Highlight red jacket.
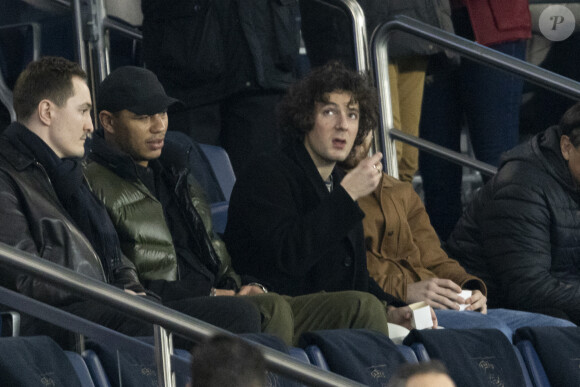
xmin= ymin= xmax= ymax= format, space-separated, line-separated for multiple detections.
xmin=454 ymin=0 xmax=531 ymax=46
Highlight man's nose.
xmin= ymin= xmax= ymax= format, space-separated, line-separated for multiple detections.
xmin=335 ymin=111 xmax=348 ymax=130
xmin=151 ymin=114 xmax=167 ymax=132
xmin=85 ymin=116 xmax=94 ymax=133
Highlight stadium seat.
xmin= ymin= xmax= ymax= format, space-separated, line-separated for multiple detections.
xmin=403 ymin=328 xmax=531 ymax=387
xmin=396 ymin=344 xmax=419 ymax=363
xmin=515 ymin=340 xmax=551 ymax=387
xmin=198 ymin=143 xmax=236 ymax=202
xmin=82 ymin=349 xmax=112 ymax=387
xmin=65 ymin=351 xmax=97 ymax=387
xmin=300 ymin=329 xmax=407 ymax=385
xmin=514 ymin=326 xmax=580 ymax=387
xmin=0 ymin=335 xmax=84 ymax=386
xmin=304 ymin=345 xmax=329 ymax=371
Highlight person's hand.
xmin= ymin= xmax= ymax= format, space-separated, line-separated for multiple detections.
xmin=387 ymin=305 xmax=438 ymax=330
xmin=386 ymin=306 xmax=413 ymax=330
xmin=237 ymin=285 xmax=266 ymax=296
xmin=214 ymin=288 xmax=236 ymax=296
xmin=464 ymin=290 xmax=487 ymax=314
xmin=340 ymin=152 xmax=383 ymax=201
xmin=406 ymin=279 xmax=463 ymax=310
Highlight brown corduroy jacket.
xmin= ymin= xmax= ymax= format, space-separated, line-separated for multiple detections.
xmin=359 ymin=173 xmax=486 ymax=302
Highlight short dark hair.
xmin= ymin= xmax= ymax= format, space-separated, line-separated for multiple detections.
xmin=13 ymin=56 xmax=87 ymax=121
xmin=387 ymin=360 xmax=452 ymax=387
xmin=190 ymin=335 xmax=266 ymax=387
xmin=277 ymin=61 xmax=378 ymax=146
xmin=559 ymin=102 xmax=580 ymax=147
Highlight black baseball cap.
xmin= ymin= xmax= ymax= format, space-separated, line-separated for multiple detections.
xmin=97 ymin=66 xmax=182 ymax=115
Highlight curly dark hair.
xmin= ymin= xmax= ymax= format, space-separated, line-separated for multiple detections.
xmin=277 ymin=61 xmax=378 ymax=146
xmin=560 ymin=102 xmax=580 ymax=147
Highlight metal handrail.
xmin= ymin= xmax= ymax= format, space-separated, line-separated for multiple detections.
xmin=371 ymin=15 xmax=580 ymax=176
xmin=0 ymin=242 xmax=364 ymax=387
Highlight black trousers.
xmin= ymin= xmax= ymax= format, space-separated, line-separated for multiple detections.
xmin=22 ymin=296 xmax=261 ymax=349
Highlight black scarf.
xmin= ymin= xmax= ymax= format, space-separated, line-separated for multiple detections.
xmin=8 ymin=124 xmax=122 ymax=280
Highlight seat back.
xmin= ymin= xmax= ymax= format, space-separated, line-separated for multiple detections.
xmin=515 ymin=326 xmax=580 ymax=387
xmin=198 ymin=143 xmax=236 ymax=202
xmin=300 ymin=329 xmax=407 ymax=386
xmin=0 ymin=335 xmax=83 ymax=386
xmin=304 ymin=345 xmax=330 ymax=370
xmin=515 ymin=341 xmax=549 ymax=387
xmin=396 ymin=344 xmax=418 ymax=363
xmin=65 ymin=351 xmax=97 ymax=387
xmin=82 ymin=349 xmax=112 ymax=387
xmin=404 ymin=328 xmax=530 ymax=387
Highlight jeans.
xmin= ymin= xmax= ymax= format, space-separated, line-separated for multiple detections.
xmin=436 ymin=308 xmax=576 ymax=342
xmin=419 ymin=39 xmax=527 ymax=241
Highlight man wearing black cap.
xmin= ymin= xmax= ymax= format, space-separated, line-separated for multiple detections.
xmin=86 ymin=66 xmax=397 ymax=345
xmin=0 ymin=57 xmax=261 ymax=346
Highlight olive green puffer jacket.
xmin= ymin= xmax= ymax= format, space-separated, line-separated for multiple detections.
xmin=84 ymin=133 xmax=241 ymax=291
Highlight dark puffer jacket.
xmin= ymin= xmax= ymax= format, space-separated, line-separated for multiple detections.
xmin=84 ymin=132 xmax=243 ymax=297
xmin=446 ymin=126 xmax=580 ymax=323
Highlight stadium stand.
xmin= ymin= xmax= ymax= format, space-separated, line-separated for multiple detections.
xmin=3 ymin=1 xmax=580 ymax=386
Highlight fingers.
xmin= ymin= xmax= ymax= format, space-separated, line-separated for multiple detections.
xmin=430 ymin=307 xmax=438 ymax=329
xmin=434 ymin=278 xmax=462 ymax=293
xmin=465 ymin=290 xmax=488 ymax=313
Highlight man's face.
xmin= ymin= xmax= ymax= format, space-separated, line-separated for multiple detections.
xmin=304 ymin=91 xmax=360 ymax=169
xmin=47 ymin=76 xmax=93 ymax=158
xmin=561 ymin=134 xmax=580 ymax=187
xmin=106 ymin=110 xmax=168 ymax=167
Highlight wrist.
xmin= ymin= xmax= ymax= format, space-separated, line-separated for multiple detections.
xmin=209 ymin=287 xmax=217 ymax=297
xmin=248 ymin=282 xmax=268 ymax=294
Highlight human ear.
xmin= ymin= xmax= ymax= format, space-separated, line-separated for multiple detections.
xmin=561 ymin=135 xmax=573 ymax=161
xmin=99 ymin=111 xmax=115 ymax=134
xmin=38 ymin=100 xmax=52 ymax=126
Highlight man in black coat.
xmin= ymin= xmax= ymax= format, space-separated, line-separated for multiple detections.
xmin=225 ymin=62 xmax=430 ymax=329
xmin=446 ymin=102 xmax=580 ymax=324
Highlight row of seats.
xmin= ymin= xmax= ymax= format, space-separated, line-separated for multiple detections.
xmin=1 ymin=326 xmax=578 ymax=386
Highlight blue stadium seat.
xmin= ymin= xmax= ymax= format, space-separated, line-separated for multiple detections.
xmin=403 ymin=329 xmax=531 ymax=387
xmin=514 ymin=326 xmax=580 ymax=387
xmin=288 ymin=347 xmax=311 ymax=364
xmin=515 ymin=341 xmax=550 ymax=387
xmin=210 ymin=201 xmax=230 ymax=235
xmin=304 ymin=345 xmax=330 ymax=370
xmin=65 ymin=351 xmax=97 ymax=387
xmin=198 ymin=143 xmax=236 ymax=202
xmin=0 ymin=336 xmax=84 ymax=386
xmin=396 ymin=344 xmax=418 ymax=363
xmin=82 ymin=349 xmax=112 ymax=387
xmin=408 ymin=342 xmax=430 ymax=361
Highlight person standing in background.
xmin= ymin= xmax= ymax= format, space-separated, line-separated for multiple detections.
xmin=419 ymin=0 xmax=531 ymax=241
xmin=140 ymin=0 xmax=300 ymax=175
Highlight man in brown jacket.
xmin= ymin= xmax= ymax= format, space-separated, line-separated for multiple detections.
xmin=340 ymin=132 xmax=575 ymax=340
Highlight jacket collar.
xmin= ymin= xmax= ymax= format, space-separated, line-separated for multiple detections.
xmin=286 ymin=140 xmax=345 ymax=200
xmin=0 ymin=122 xmax=39 ymax=171
xmin=88 ymin=130 xmax=145 ymax=181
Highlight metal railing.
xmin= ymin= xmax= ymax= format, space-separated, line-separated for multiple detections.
xmin=0 ymin=242 xmax=365 ymax=387
xmin=315 ymin=1 xmax=580 ymax=178
xmin=371 ymin=15 xmax=580 ymax=176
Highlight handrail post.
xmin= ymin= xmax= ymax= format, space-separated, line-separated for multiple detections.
xmin=154 ymin=325 xmax=175 ymax=387
xmin=371 ymin=36 xmax=398 ymax=177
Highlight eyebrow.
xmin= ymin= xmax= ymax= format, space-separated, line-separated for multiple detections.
xmin=79 ymin=102 xmax=92 ymax=109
